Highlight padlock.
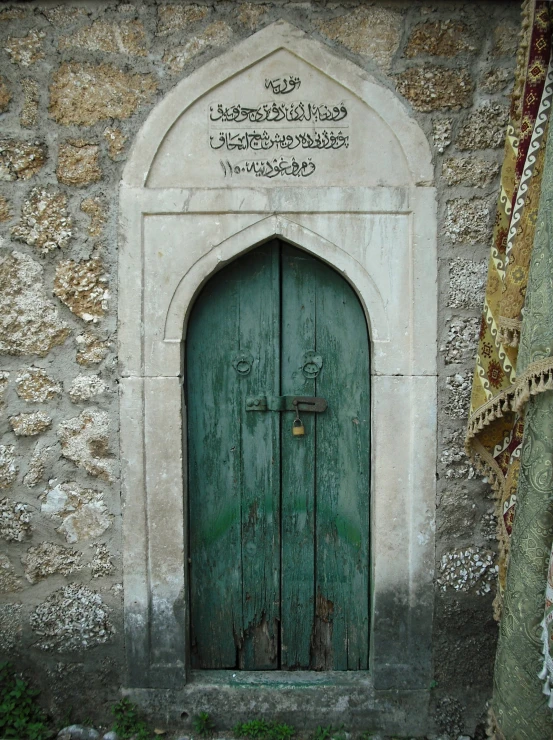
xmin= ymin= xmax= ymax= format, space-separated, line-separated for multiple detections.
xmin=292 ymin=418 xmax=305 ymax=437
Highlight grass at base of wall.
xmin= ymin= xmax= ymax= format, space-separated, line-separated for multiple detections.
xmin=0 ymin=662 xmax=53 ymax=740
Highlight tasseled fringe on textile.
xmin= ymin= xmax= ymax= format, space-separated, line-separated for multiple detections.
xmin=538 ymin=617 xmax=553 ymax=707
xmin=467 ymin=359 xmax=553 ymax=619
xmin=467 ymin=358 xmax=553 ymax=441
xmin=466 ymin=362 xmax=553 ymax=622
xmin=467 ymin=390 xmax=516 ymax=440
xmin=487 ymin=707 xmax=506 ymax=740
xmin=513 ymin=358 xmax=553 ymax=412
xmin=470 ymin=449 xmax=502 ymax=495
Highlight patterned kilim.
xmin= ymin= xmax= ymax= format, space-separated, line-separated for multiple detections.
xmin=490 ymin=108 xmax=553 ymax=737
xmin=466 ymin=0 xmax=553 ymax=617
xmin=491 ymin=394 xmax=553 ymax=738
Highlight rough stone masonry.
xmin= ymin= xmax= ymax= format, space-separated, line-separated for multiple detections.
xmin=0 ymin=1 xmax=519 ymax=736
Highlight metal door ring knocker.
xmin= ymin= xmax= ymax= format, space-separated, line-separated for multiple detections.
xmin=302 ymin=350 xmax=323 ymax=379
xmin=232 ymin=352 xmax=253 ymax=376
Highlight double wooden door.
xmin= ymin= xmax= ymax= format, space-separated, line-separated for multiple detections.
xmin=186 ymin=240 xmax=370 ymax=670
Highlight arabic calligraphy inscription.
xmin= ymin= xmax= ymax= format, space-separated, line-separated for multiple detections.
xmin=209 ymin=75 xmax=350 ymax=179
xmin=264 ymin=74 xmax=301 ymax=94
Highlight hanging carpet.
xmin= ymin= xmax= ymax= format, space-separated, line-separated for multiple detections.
xmin=490 ymin=114 xmax=553 ymax=737
xmin=466 ymin=0 xmax=553 ymax=619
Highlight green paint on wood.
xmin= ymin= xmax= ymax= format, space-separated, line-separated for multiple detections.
xmin=187 ymin=255 xmax=242 ymax=669
xmin=310 ymin=246 xmax=370 ymax=670
xmin=186 ymin=241 xmax=370 ymax=670
xmin=281 ymin=244 xmax=317 ymax=670
xmin=239 ymin=243 xmax=280 ymax=670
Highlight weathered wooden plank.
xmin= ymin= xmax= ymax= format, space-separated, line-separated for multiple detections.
xmin=280 ymin=244 xmax=317 ymax=669
xmin=239 ymin=242 xmax=281 ymax=670
xmin=312 ymin=253 xmax=370 ymax=670
xmin=188 ymin=239 xmax=370 ymax=671
xmin=188 ymin=243 xmax=282 ymax=669
xmin=187 ymin=259 xmax=243 ymax=668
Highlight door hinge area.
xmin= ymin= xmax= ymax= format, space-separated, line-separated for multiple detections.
xmin=245 ymin=395 xmax=327 ymax=413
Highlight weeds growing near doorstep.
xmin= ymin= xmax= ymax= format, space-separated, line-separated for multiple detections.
xmin=312 ymin=727 xmax=334 ymax=740
xmin=0 ymin=661 xmax=52 ymax=740
xmin=111 ymin=697 xmax=152 ymax=740
xmin=0 ymin=671 xmax=386 ymax=740
xmin=312 ymin=725 xmax=351 ymax=740
xmin=232 ymin=719 xmax=380 ymax=740
xmin=233 ymin=719 xmax=295 ymax=740
xmin=193 ymin=711 xmax=216 ymax=736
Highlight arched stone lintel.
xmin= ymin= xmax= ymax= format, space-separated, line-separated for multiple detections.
xmin=118 ymin=18 xmax=437 ymax=719
xmin=165 ymin=215 xmax=389 ymax=348
xmin=122 ymin=21 xmax=433 ymax=190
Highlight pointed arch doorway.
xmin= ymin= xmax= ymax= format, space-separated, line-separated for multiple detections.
xmin=118 ymin=19 xmax=437 ymax=732
xmin=187 ymin=240 xmax=370 ymax=671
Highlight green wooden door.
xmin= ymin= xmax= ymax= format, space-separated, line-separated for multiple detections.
xmin=187 ymin=240 xmax=370 ymax=671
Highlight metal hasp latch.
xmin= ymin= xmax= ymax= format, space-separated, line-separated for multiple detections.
xmin=245 ymin=395 xmax=328 ymax=413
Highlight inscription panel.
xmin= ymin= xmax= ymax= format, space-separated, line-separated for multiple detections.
xmin=147 ymin=49 xmax=409 ymax=188
xmin=210 ymin=75 xmax=349 ymax=180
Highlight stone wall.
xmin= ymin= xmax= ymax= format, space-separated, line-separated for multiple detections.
xmin=0 ymin=0 xmax=519 ymax=735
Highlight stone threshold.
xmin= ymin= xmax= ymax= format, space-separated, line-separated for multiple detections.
xmin=125 ymin=673 xmax=431 ymax=736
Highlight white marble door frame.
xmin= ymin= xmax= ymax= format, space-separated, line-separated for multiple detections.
xmin=118 ymin=21 xmax=437 ymax=693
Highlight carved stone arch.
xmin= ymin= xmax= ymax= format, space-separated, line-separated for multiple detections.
xmin=119 ymin=20 xmax=437 ymax=735
xmin=122 ymin=21 xmax=433 ymax=189
xmin=164 ymin=215 xmax=389 ymax=346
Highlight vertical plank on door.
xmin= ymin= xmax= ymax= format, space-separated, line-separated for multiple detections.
xmin=312 ymin=254 xmax=370 ymax=670
xmin=187 ymin=243 xmax=281 ymax=669
xmin=187 ymin=260 xmax=243 ymax=668
xmin=240 ymin=242 xmax=281 ymax=669
xmin=280 ymin=244 xmax=316 ymax=669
